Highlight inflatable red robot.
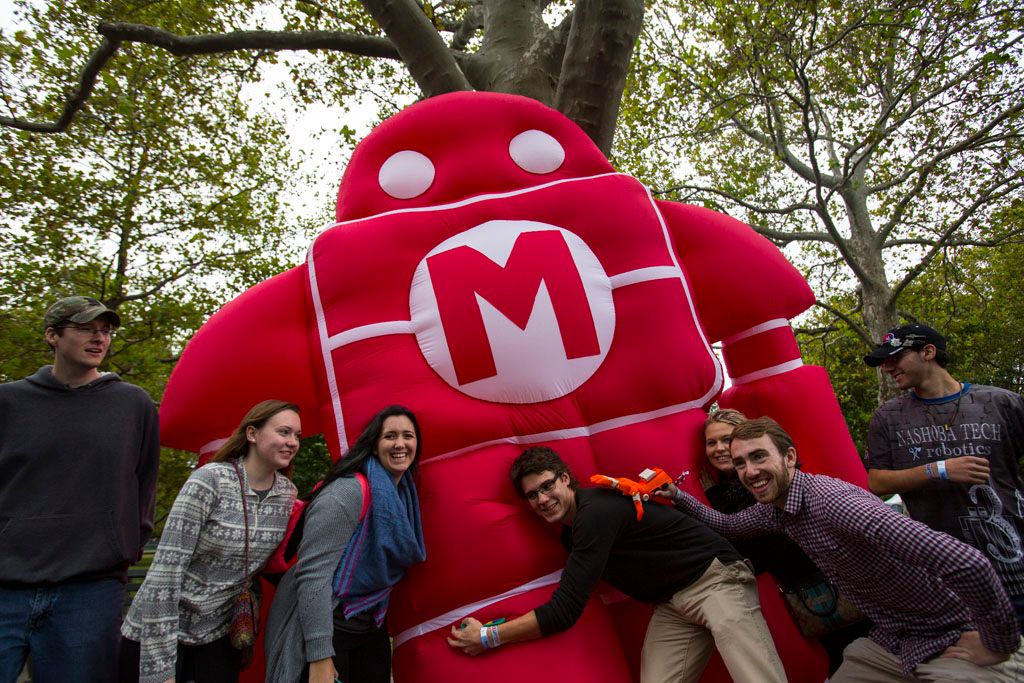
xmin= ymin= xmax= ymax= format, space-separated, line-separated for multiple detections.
xmin=161 ymin=91 xmax=865 ymax=682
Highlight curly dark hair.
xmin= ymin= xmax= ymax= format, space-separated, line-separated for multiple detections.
xmin=510 ymin=446 xmax=578 ymax=497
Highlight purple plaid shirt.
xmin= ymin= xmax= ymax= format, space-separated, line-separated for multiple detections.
xmin=675 ymin=470 xmax=1019 ymax=672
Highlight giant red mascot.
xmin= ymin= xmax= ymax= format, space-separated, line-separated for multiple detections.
xmin=160 ymin=92 xmax=866 ymax=682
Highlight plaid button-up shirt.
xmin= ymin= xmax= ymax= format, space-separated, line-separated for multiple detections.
xmin=675 ymin=470 xmax=1019 ymax=672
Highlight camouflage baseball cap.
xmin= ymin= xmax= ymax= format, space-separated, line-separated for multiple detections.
xmin=43 ymin=296 xmax=121 ymax=330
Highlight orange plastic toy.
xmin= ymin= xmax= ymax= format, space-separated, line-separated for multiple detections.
xmin=589 ymin=467 xmax=676 ymax=520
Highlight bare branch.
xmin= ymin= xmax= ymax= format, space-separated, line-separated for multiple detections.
xmin=0 ymin=22 xmax=404 ymax=133
xmin=871 ymin=101 xmax=1024 ymax=206
xmin=96 ymin=22 xmax=400 ymax=58
xmin=655 ymin=183 xmax=820 ymax=218
xmin=887 ymin=176 xmax=1024 ymax=304
xmin=0 ymin=36 xmax=121 ymax=133
xmin=795 ymin=323 xmax=841 ymax=336
xmin=813 ymin=299 xmax=872 ymax=347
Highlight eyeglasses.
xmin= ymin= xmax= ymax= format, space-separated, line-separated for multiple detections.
xmin=524 ymin=476 xmax=560 ymax=501
xmin=59 ymin=324 xmax=115 ymax=338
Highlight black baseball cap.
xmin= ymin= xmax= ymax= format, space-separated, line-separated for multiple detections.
xmin=863 ymin=324 xmax=945 ymax=367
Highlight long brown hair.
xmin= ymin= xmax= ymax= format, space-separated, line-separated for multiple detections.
xmin=210 ymin=399 xmax=300 ymax=478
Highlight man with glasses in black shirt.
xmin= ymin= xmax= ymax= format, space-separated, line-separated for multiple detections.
xmin=447 ymin=446 xmax=786 ymax=683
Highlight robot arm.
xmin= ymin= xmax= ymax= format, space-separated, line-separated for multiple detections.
xmin=660 ymin=201 xmax=864 ymax=486
xmin=160 ymin=265 xmax=326 ymax=461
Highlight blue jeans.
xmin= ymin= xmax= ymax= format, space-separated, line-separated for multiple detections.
xmin=0 ymin=579 xmax=124 ymax=683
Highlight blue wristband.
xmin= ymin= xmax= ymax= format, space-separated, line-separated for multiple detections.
xmin=480 ymin=626 xmax=490 ymax=649
xmin=937 ymin=460 xmax=949 ymax=480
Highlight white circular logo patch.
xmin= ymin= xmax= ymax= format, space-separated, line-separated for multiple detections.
xmin=410 ymin=220 xmax=614 ymax=404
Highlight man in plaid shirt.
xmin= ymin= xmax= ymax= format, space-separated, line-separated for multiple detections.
xmin=667 ymin=416 xmax=1024 ymax=682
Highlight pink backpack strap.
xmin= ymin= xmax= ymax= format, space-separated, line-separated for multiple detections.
xmin=355 ymin=472 xmax=371 ymax=521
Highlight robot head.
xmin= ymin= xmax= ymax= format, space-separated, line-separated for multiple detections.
xmin=335 ymin=92 xmax=616 ymax=221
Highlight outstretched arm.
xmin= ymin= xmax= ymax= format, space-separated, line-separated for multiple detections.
xmin=447 ymin=612 xmax=543 ymax=656
xmin=669 ymin=488 xmax=777 ymax=539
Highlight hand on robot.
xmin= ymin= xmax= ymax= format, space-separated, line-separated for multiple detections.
xmin=447 ymin=617 xmax=486 ymax=656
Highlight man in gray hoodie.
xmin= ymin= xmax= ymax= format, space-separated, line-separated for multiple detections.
xmin=0 ymin=296 xmax=160 ymax=683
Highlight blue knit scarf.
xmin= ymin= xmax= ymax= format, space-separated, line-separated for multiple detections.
xmin=333 ymin=456 xmax=426 ymax=625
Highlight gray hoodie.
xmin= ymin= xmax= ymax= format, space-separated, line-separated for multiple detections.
xmin=0 ymin=366 xmax=160 ymax=585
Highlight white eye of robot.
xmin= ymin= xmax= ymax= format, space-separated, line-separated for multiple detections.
xmin=378 ymin=150 xmax=435 ymax=199
xmin=509 ymin=130 xmax=565 ymax=174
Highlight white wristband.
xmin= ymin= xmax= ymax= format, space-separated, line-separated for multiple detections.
xmin=937 ymin=460 xmax=949 ymax=480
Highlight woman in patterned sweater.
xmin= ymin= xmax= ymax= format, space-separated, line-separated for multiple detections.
xmin=120 ymin=400 xmax=300 ymax=683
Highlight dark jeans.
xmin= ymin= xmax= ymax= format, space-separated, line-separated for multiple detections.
xmin=0 ymin=578 xmax=124 ymax=683
xmin=302 ymin=624 xmax=391 ymax=683
xmin=119 ymin=634 xmax=242 ymax=683
xmin=1012 ymin=593 xmax=1024 ymax=636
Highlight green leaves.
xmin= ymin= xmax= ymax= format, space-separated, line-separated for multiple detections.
xmin=632 ymin=0 xmax=1024 ymax=403
xmin=0 ymin=0 xmax=311 ymax=430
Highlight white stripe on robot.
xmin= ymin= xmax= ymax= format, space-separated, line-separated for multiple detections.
xmin=730 ymin=358 xmax=804 ymax=385
xmin=307 ymin=241 xmax=350 ymax=453
xmin=392 ymin=570 xmax=563 ymax=649
xmin=722 ymin=318 xmax=790 ymax=346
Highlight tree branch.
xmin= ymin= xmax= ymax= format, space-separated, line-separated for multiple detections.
xmin=655 ymin=183 xmax=820 ymax=217
xmin=813 ymin=299 xmax=872 ymax=347
xmin=0 ymin=36 xmax=122 ymax=133
xmin=555 ymin=0 xmax=644 ymax=155
xmin=359 ymin=0 xmax=472 ymax=95
xmin=98 ymin=22 xmax=400 ymax=58
xmin=887 ymin=176 xmax=1024 ymax=304
xmin=0 ymin=22 xmax=405 ymax=133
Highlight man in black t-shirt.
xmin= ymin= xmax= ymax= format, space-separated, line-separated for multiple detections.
xmin=864 ymin=323 xmax=1024 ymax=634
xmin=447 ymin=446 xmax=786 ymax=683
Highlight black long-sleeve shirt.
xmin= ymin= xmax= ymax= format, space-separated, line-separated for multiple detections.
xmin=534 ymin=487 xmax=740 ymax=635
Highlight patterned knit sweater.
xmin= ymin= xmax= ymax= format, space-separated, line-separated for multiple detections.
xmin=122 ymin=460 xmax=296 ymax=683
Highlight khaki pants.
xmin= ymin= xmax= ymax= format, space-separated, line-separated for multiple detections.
xmin=640 ymin=558 xmax=787 ymax=683
xmin=832 ymin=636 xmax=1024 ymax=682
